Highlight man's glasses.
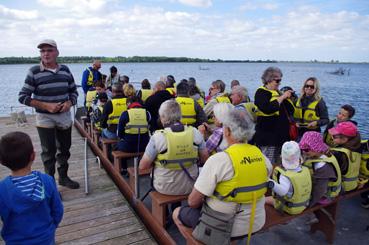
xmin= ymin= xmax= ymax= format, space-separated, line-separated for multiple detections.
xmin=274 ymin=79 xmax=281 ymax=83
xmin=305 ymin=84 xmax=315 ymax=89
xmin=40 ymin=49 xmax=55 ymax=53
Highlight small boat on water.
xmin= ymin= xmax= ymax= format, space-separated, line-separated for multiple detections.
xmin=327 ymin=67 xmax=351 ymax=76
xmin=199 ymin=65 xmax=210 ymax=70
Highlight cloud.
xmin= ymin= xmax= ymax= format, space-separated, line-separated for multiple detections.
xmin=240 ymin=1 xmax=278 ymax=11
xmin=0 ymin=4 xmax=38 ymax=20
xmin=177 ymin=0 xmax=212 ymax=8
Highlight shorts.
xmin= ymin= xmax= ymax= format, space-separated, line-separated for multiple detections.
xmin=178 ymin=205 xmax=248 ymax=241
xmin=36 ymin=111 xmax=72 ymax=129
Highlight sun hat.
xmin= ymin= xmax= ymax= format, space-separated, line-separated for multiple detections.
xmin=299 ymin=131 xmax=329 ymax=153
xmin=281 ymin=141 xmax=301 ymax=170
xmin=37 ymin=39 xmax=57 ymax=49
xmin=328 ymin=121 xmax=357 ymax=137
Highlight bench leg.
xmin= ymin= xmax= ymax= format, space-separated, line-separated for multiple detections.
xmin=113 ymin=157 xmax=121 ymax=173
xmin=102 ymin=144 xmax=109 ymax=159
xmin=152 ymin=200 xmax=166 ymax=227
xmin=129 ymin=175 xmax=135 ymax=192
xmin=310 ymin=203 xmax=338 ymax=244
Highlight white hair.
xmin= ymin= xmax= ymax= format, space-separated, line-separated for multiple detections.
xmin=213 ymin=103 xmax=234 ymax=124
xmin=159 ymin=99 xmax=181 ymax=125
xmin=222 ymin=109 xmax=255 ymax=142
xmin=232 ymin=85 xmax=249 ymax=101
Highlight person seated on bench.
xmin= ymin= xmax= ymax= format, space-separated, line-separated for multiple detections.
xmin=198 ymin=103 xmax=234 ymax=155
xmin=323 ymin=104 xmax=357 ymax=147
xmin=139 ymin=99 xmax=208 ymax=196
xmin=299 ymin=132 xmax=341 ymax=206
xmin=101 ymin=83 xmax=127 ymax=140
xmin=266 ymin=141 xmax=312 ymax=215
xmin=117 ymin=95 xmax=151 ymax=176
xmin=173 ymin=109 xmax=272 ymax=244
xmin=329 ymin=121 xmax=361 ymax=192
xmin=90 ymin=92 xmax=108 ymax=132
xmin=360 ymin=140 xmax=369 ymax=208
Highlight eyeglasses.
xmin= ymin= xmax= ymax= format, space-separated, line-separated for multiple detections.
xmin=40 ymin=49 xmax=55 ymax=53
xmin=274 ymin=79 xmax=281 ymax=83
xmin=305 ymin=84 xmax=315 ymax=89
xmin=332 ymin=135 xmax=345 ymax=139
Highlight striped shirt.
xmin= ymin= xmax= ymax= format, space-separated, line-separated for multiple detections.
xmin=18 ymin=62 xmax=78 ymax=114
xmin=11 ymin=171 xmax=45 ymax=201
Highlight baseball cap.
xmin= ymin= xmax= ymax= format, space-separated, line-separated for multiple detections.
xmin=328 ymin=121 xmax=357 ymax=137
xmin=281 ymin=141 xmax=301 ymax=170
xmin=37 ymin=39 xmax=57 ymax=49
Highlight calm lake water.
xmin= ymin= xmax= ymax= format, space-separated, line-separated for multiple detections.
xmin=1 ymin=62 xmax=368 ymax=138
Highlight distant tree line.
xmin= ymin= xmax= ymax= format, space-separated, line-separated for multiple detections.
xmin=0 ymin=56 xmax=278 ymax=65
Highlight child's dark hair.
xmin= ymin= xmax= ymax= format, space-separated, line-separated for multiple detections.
xmin=341 ymin=104 xmax=355 ymax=118
xmin=141 ymin=79 xmax=151 ymax=89
xmin=0 ymin=131 xmax=34 ymax=171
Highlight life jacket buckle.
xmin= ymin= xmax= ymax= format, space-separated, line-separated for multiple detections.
xmin=160 ymin=160 xmax=167 ymax=165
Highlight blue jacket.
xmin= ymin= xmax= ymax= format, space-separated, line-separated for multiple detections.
xmin=81 ymin=66 xmax=102 ymax=94
xmin=0 ymin=171 xmax=63 ymax=245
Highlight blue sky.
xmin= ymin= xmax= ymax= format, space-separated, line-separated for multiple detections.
xmin=0 ymin=0 xmax=368 ymax=62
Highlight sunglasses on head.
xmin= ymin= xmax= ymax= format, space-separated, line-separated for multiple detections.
xmin=305 ymin=84 xmax=315 ymax=89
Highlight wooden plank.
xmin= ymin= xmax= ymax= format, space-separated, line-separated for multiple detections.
xmin=96 ymin=231 xmax=151 ymax=245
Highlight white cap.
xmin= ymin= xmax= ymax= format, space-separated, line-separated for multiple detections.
xmin=37 ymin=39 xmax=57 ymax=49
xmin=281 ymin=141 xmax=301 ymax=170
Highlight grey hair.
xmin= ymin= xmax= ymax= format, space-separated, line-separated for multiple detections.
xmin=261 ymin=66 xmax=283 ymax=85
xmin=159 ymin=99 xmax=181 ymax=125
xmin=154 ymin=81 xmax=166 ymax=91
xmin=213 ymin=103 xmax=234 ymax=124
xmin=212 ymin=80 xmax=226 ymax=92
xmin=112 ymin=83 xmax=123 ymax=94
xmin=232 ymin=85 xmax=249 ymax=101
xmin=222 ymin=109 xmax=255 ymax=142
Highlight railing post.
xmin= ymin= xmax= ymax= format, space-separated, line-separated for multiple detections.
xmin=134 ymin=157 xmax=139 ymax=199
xmin=84 ymin=137 xmax=89 ymax=194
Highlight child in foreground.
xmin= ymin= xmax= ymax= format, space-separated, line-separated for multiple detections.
xmin=299 ymin=131 xmax=342 ymax=206
xmin=0 ymin=131 xmax=63 ymax=245
xmin=266 ymin=141 xmax=312 ymax=215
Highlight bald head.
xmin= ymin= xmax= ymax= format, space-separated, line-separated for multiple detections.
xmin=92 ymin=60 xmax=101 ymax=70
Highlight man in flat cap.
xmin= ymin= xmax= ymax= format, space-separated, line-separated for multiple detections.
xmin=18 ymin=39 xmax=80 ymax=189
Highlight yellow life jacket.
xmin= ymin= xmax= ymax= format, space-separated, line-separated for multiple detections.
xmin=166 ymin=87 xmax=176 ymax=96
xmin=293 ymin=98 xmax=320 ymax=128
xmin=360 ymin=140 xmax=369 ymax=178
xmin=255 ymin=86 xmax=280 ymax=117
xmin=215 ymin=95 xmax=231 ymax=103
xmin=324 ymin=126 xmax=336 ymax=147
xmin=176 ymin=97 xmax=196 ymax=125
xmin=330 ymin=147 xmax=361 ymax=191
xmin=154 ymin=126 xmax=198 ymax=170
xmin=140 ymin=89 xmax=153 ymax=102
xmin=196 ymin=97 xmax=205 ymax=108
xmin=85 ymin=90 xmax=97 ymax=110
xmin=213 ymin=144 xmax=268 ymax=203
xmin=107 ymin=98 xmax=127 ymax=125
xmin=86 ymin=67 xmax=94 ymax=87
xmin=240 ymin=102 xmax=258 ymax=122
xmin=124 ymin=108 xmax=148 ymax=134
xmin=273 ymin=166 xmax=312 ymax=215
xmin=303 ymin=155 xmax=341 ymax=198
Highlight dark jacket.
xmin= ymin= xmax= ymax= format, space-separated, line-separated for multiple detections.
xmin=145 ymin=90 xmax=174 ymax=132
xmin=254 ymin=88 xmax=294 ymax=147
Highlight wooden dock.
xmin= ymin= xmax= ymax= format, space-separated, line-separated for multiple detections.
xmin=0 ymin=116 xmax=157 ymax=245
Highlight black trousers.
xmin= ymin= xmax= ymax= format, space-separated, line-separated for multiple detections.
xmin=37 ymin=126 xmax=72 ymax=178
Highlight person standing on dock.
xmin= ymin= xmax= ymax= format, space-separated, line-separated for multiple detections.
xmin=18 ymin=39 xmax=80 ymax=189
xmin=81 ymin=60 xmax=102 ymax=94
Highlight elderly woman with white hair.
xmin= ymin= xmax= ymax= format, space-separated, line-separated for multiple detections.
xmin=198 ymin=103 xmax=234 ymax=154
xmin=139 ymin=99 xmax=208 ymax=196
xmin=173 ymin=109 xmax=272 ymax=244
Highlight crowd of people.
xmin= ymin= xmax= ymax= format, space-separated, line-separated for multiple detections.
xmin=0 ymin=39 xmax=367 ymax=244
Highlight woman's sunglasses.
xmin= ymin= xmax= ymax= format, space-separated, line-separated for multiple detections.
xmin=305 ymin=85 xmax=315 ymax=89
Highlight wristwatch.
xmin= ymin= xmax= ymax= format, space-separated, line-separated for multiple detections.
xmin=267 ymin=180 xmax=275 ymax=189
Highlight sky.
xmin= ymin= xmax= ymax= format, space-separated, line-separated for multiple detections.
xmin=0 ymin=0 xmax=369 ymax=62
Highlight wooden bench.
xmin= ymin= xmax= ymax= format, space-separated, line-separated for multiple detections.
xmin=92 ymin=129 xmax=101 ymax=146
xmin=101 ymin=138 xmax=118 ymax=159
xmin=176 ymin=186 xmax=369 ymax=245
xmin=150 ymin=191 xmax=188 ymax=227
xmin=111 ymin=150 xmax=144 ymax=173
xmin=127 ymin=167 xmax=152 ymax=193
